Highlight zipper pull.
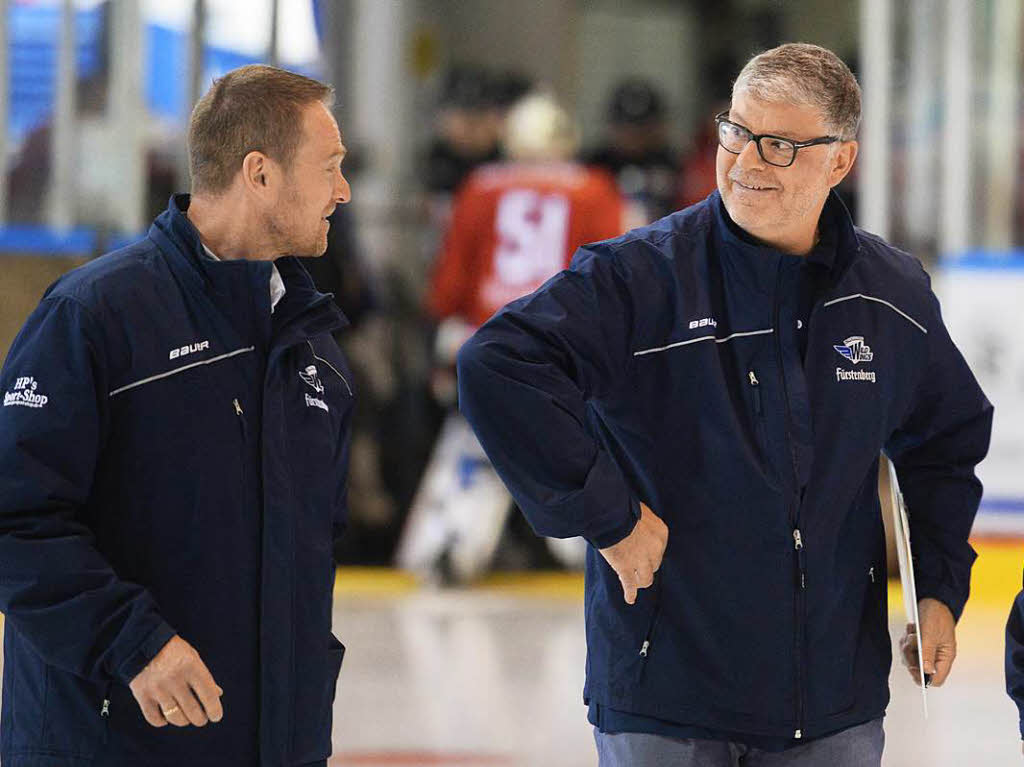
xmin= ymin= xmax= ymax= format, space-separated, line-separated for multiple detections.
xmin=233 ymin=398 xmax=243 ymax=416
xmin=748 ymin=371 xmax=759 ymax=386
xmin=869 ymin=566 xmax=875 ymax=583
xmin=794 ymin=729 xmax=802 ymax=739
xmin=100 ymin=698 xmax=110 ymax=717
xmin=793 ymin=529 xmax=803 ymax=550
xmin=639 ymin=640 xmax=650 ymax=658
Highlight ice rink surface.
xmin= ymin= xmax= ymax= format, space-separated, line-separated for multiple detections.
xmin=328 ymin=540 xmax=1024 ymax=767
xmin=0 ymin=540 xmax=1020 ymax=766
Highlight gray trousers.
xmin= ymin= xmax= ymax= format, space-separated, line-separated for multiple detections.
xmin=594 ymin=718 xmax=884 ymax=767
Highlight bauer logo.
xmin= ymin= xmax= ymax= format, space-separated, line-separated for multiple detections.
xmin=833 ymin=336 xmax=873 ymax=365
xmin=169 ymin=340 xmax=210 ymax=360
xmin=3 ymin=376 xmax=48 ymax=408
xmin=688 ymin=317 xmax=718 ymax=330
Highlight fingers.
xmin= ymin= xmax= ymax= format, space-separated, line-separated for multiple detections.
xmin=166 ymin=681 xmax=209 ymax=727
xmin=157 ymin=697 xmax=190 ymax=728
xmin=902 ymin=624 xmax=956 ymax=688
xmin=619 ymin=562 xmax=657 ymax=604
xmin=129 ymin=635 xmax=225 ymax=728
xmin=137 ymin=695 xmax=169 ymax=728
xmin=925 ymin=639 xmax=956 ymax=687
xmin=635 ymin=564 xmax=655 ymax=590
xmin=900 ymin=625 xmax=924 ymax=686
xmin=190 ymin=662 xmax=225 ymax=723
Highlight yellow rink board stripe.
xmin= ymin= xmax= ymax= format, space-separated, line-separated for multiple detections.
xmin=334 ymin=538 xmax=1024 ymax=608
xmin=0 ymin=541 xmax=1018 ymax=618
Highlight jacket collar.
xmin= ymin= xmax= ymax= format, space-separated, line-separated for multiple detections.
xmin=710 ymin=188 xmax=859 ymax=273
xmin=148 ymin=195 xmax=348 ymax=336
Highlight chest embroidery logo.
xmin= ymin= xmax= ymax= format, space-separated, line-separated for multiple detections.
xmin=834 ymin=336 xmax=877 ymax=383
xmin=833 ymin=336 xmax=873 ymax=364
xmin=300 ymin=365 xmax=329 ymax=412
xmin=3 ymin=376 xmax=48 ymax=408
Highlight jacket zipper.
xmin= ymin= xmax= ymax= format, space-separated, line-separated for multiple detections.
xmin=100 ymin=681 xmax=112 ymax=742
xmin=748 ymin=370 xmax=762 ymax=413
xmin=748 ymin=370 xmax=769 ymax=459
xmin=636 ymin=574 xmax=663 ymax=684
xmin=233 ymin=397 xmax=247 ymax=432
xmin=773 ymin=264 xmax=806 ymax=740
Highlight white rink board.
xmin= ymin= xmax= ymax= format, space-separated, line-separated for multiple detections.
xmin=936 ymin=260 xmax=1024 ymax=534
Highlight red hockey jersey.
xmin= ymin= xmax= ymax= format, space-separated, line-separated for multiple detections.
xmin=428 ymin=162 xmax=624 ymax=326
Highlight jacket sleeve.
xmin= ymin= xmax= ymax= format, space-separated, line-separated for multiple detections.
xmin=884 ymin=287 xmax=994 ymax=621
xmin=1006 ymin=579 xmax=1024 ymax=738
xmin=456 ymin=245 xmax=640 ymax=548
xmin=0 ymin=295 xmax=176 ymax=684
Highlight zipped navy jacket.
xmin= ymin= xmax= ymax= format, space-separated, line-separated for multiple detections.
xmin=458 ymin=191 xmax=992 ymax=740
xmin=1005 ymin=579 xmax=1024 ymax=737
xmin=0 ymin=196 xmax=354 ymax=767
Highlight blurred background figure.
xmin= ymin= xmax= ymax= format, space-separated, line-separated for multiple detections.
xmin=422 ymin=65 xmax=502 ymax=220
xmin=397 ymin=92 xmax=624 ymax=582
xmin=581 ymin=78 xmax=680 ymax=227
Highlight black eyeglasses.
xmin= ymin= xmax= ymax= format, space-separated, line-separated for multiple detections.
xmin=714 ymin=111 xmax=840 ymax=168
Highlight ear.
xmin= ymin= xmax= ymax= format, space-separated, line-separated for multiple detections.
xmin=828 ymin=140 xmax=858 ymax=188
xmin=241 ymin=150 xmax=273 ymax=197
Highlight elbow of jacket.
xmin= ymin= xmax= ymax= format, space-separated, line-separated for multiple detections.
xmin=456 ymin=333 xmax=493 ymax=394
xmin=455 ymin=334 xmax=485 ymax=416
xmin=455 ymin=333 xmax=481 ymax=378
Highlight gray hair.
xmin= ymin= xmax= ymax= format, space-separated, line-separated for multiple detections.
xmin=733 ymin=43 xmax=861 ymax=141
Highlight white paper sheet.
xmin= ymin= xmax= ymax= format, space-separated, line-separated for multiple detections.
xmin=887 ymin=457 xmax=929 ymax=718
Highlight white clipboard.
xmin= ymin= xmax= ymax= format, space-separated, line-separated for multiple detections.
xmin=886 ymin=457 xmax=928 ymax=718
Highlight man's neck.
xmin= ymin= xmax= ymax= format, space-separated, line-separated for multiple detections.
xmin=769 ymin=227 xmax=820 ymax=257
xmin=186 ymin=193 xmax=278 ymax=262
xmin=727 ymin=199 xmax=828 ymax=256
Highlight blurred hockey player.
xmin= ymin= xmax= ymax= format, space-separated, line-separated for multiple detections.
xmin=398 ymin=93 xmax=624 ymax=582
xmin=581 ymin=79 xmax=681 ymax=227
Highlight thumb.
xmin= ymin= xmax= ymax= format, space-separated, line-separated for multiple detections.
xmin=619 ymin=572 xmax=638 ymax=605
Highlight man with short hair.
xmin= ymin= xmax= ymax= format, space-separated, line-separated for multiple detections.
xmin=458 ymin=43 xmax=992 ymax=766
xmin=0 ymin=64 xmax=353 ymax=766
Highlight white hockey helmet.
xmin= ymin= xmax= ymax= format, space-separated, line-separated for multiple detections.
xmin=502 ymin=92 xmax=580 ymax=162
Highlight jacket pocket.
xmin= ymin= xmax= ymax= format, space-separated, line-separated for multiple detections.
xmin=606 ymin=574 xmax=663 ymax=693
xmin=747 ymin=369 xmax=769 ymax=460
xmin=289 ymin=635 xmax=345 ymax=764
xmin=36 ymin=662 xmax=108 ymax=760
xmin=635 ymin=577 xmax=664 ymax=688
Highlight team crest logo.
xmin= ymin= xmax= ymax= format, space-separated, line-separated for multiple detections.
xmin=299 ymin=365 xmax=324 ymax=394
xmin=300 ymin=365 xmax=329 ymax=412
xmin=834 ymin=336 xmax=873 ymax=365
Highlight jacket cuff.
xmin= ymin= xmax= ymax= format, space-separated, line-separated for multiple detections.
xmin=115 ymin=621 xmax=178 ymax=685
xmin=584 ymin=497 xmax=641 ymax=549
xmin=914 ymin=581 xmax=966 ymax=623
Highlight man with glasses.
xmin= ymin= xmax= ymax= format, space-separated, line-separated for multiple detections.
xmin=457 ymin=43 xmax=992 ymax=766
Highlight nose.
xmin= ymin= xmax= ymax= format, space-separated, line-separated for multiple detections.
xmin=335 ymin=170 xmax=351 ymax=205
xmin=735 ymin=139 xmax=766 ymax=170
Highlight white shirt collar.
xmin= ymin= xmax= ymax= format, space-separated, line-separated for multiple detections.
xmin=201 ymin=244 xmax=286 ymax=313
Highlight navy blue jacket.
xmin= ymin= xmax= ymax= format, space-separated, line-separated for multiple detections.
xmin=458 ymin=191 xmax=992 ymax=740
xmin=1006 ymin=580 xmax=1024 ymax=738
xmin=0 ymin=196 xmax=354 ymax=766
